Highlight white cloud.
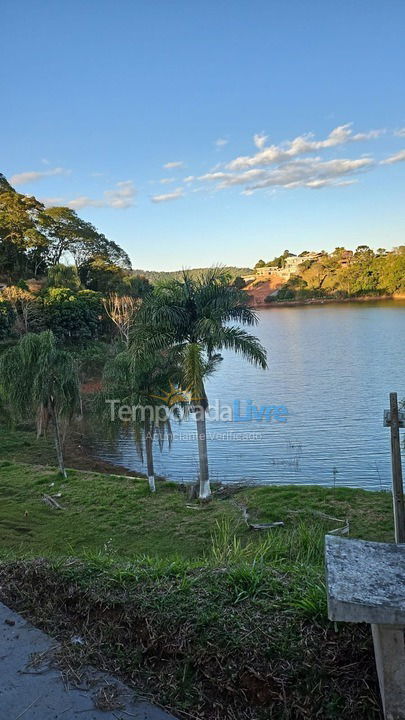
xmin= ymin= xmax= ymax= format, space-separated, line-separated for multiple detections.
xmin=253 ymin=133 xmax=268 ymax=149
xmin=10 ymin=167 xmax=70 ymax=186
xmin=381 ymin=149 xmax=405 ymax=165
xmin=198 ymin=169 xmax=268 ymax=188
xmin=43 ymin=180 xmax=137 ymax=210
xmin=151 ymin=188 xmax=184 ymax=203
xmin=41 ymin=196 xmax=65 ymax=206
xmin=103 ymin=180 xmax=136 ymax=208
xmin=198 ymin=156 xmax=373 ymax=193
xmin=394 ymin=128 xmax=405 ymax=137
xmin=227 ymin=124 xmax=384 ymax=171
xmin=183 ymin=175 xmax=195 ymax=183
xmin=215 ymin=138 xmax=228 ymax=148
xmin=65 ymin=196 xmax=95 ymax=210
xmin=249 ymin=157 xmax=374 ymax=191
xmin=159 ymin=177 xmax=175 ymax=184
xmin=163 ymin=161 xmax=184 ymax=169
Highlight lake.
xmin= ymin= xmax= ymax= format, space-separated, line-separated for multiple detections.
xmin=96 ymin=301 xmax=405 ymax=490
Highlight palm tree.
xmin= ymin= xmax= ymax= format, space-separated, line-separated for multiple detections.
xmin=0 ymin=330 xmax=80 ymax=477
xmin=131 ymin=269 xmax=267 ymax=499
xmin=100 ymin=347 xmax=182 ymax=492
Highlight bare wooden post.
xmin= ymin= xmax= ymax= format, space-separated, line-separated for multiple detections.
xmin=368 ymin=393 xmax=405 ymax=718
xmin=384 ymin=393 xmax=405 ymax=543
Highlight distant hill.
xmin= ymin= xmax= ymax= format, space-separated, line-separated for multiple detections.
xmin=132 ymin=266 xmax=253 ymax=283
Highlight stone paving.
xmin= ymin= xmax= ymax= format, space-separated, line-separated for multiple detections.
xmin=0 ymin=602 xmax=176 ymax=719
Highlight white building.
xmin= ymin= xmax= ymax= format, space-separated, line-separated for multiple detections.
xmin=254 ymin=252 xmax=322 ymax=281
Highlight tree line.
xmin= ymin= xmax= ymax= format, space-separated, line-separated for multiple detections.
xmin=0 ymin=267 xmax=267 ymax=498
xmin=0 ymin=174 xmax=152 ymax=343
xmin=254 ymin=246 xmax=405 ymax=301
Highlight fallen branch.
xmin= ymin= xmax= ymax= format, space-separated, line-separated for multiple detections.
xmin=249 ymin=521 xmax=285 ymax=531
xmin=42 ymin=494 xmax=65 ymax=510
xmin=288 ymin=508 xmax=349 ymax=536
xmin=233 ymin=501 xmax=284 ymax=530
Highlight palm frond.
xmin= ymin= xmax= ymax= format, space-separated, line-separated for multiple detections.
xmin=212 ymin=326 xmax=268 ymax=368
xmin=182 ymin=343 xmax=206 ymax=403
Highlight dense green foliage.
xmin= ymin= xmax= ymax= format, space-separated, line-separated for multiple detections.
xmin=47 ymin=262 xmax=81 ymax=290
xmin=0 ymin=174 xmax=131 ymax=281
xmin=0 ymin=299 xmax=15 ymax=339
xmin=0 ymin=174 xmax=153 ymax=344
xmin=260 ymin=246 xmax=405 ymax=301
xmin=132 ymin=265 xmax=253 ymax=283
xmin=0 ymin=331 xmax=80 ymax=474
xmin=41 ymin=287 xmax=104 ymax=342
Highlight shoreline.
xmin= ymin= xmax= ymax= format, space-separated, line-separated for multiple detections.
xmin=251 ymin=293 xmax=405 ymax=309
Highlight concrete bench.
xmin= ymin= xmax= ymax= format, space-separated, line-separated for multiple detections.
xmin=326 ymin=535 xmax=405 ymax=720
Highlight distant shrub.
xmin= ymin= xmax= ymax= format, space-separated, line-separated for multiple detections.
xmin=277 ymin=288 xmax=295 ymax=300
xmin=232 ymin=276 xmax=246 ymax=290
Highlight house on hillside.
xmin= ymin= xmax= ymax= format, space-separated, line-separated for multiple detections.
xmin=255 ymin=265 xmax=280 ymax=278
xmin=252 ymin=251 xmax=323 ymax=282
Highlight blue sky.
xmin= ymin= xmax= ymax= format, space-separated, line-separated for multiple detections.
xmin=2 ymin=0 xmax=405 ymax=270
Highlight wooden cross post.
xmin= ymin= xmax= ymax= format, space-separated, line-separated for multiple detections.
xmin=383 ymin=392 xmax=405 ymax=544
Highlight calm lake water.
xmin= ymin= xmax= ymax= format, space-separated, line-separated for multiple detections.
xmin=96 ymin=301 xmax=405 ymax=490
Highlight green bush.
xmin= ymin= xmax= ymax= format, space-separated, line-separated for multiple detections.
xmin=41 ymin=288 xmax=104 ymax=343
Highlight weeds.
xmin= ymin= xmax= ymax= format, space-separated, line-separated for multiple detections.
xmin=0 ymin=556 xmax=381 ymax=720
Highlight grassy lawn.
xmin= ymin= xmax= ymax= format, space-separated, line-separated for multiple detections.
xmin=0 ymin=461 xmax=243 ymax=558
xmin=0 ymin=423 xmax=393 ymax=719
xmin=0 ymin=459 xmax=394 ymax=559
xmin=0 ymin=424 xmax=55 ymax=465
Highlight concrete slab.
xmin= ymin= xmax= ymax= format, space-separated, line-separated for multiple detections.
xmin=0 ymin=602 xmax=177 ymax=719
xmin=325 ymin=535 xmax=405 ymax=625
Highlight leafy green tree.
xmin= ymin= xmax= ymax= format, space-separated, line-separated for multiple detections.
xmin=377 ymin=247 xmax=405 ymax=293
xmin=47 ymin=263 xmax=81 ymax=291
xmin=0 ymin=331 xmax=80 ymax=477
xmin=39 ymin=207 xmax=132 ymax=269
xmin=41 ymin=288 xmax=103 ymax=343
xmin=0 ymin=176 xmax=132 ymax=281
xmin=78 ymin=256 xmax=126 ymax=293
xmin=121 ymin=274 xmax=152 ymax=298
xmin=101 ymin=348 xmax=182 ymax=492
xmin=132 ymin=269 xmax=267 ymax=499
xmin=0 ymin=177 xmax=48 ymax=278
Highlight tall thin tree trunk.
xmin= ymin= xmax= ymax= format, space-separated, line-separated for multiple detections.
xmin=196 ymin=404 xmax=210 ymax=499
xmin=144 ymin=420 xmax=155 ymax=492
xmin=50 ymin=399 xmax=67 ymax=479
